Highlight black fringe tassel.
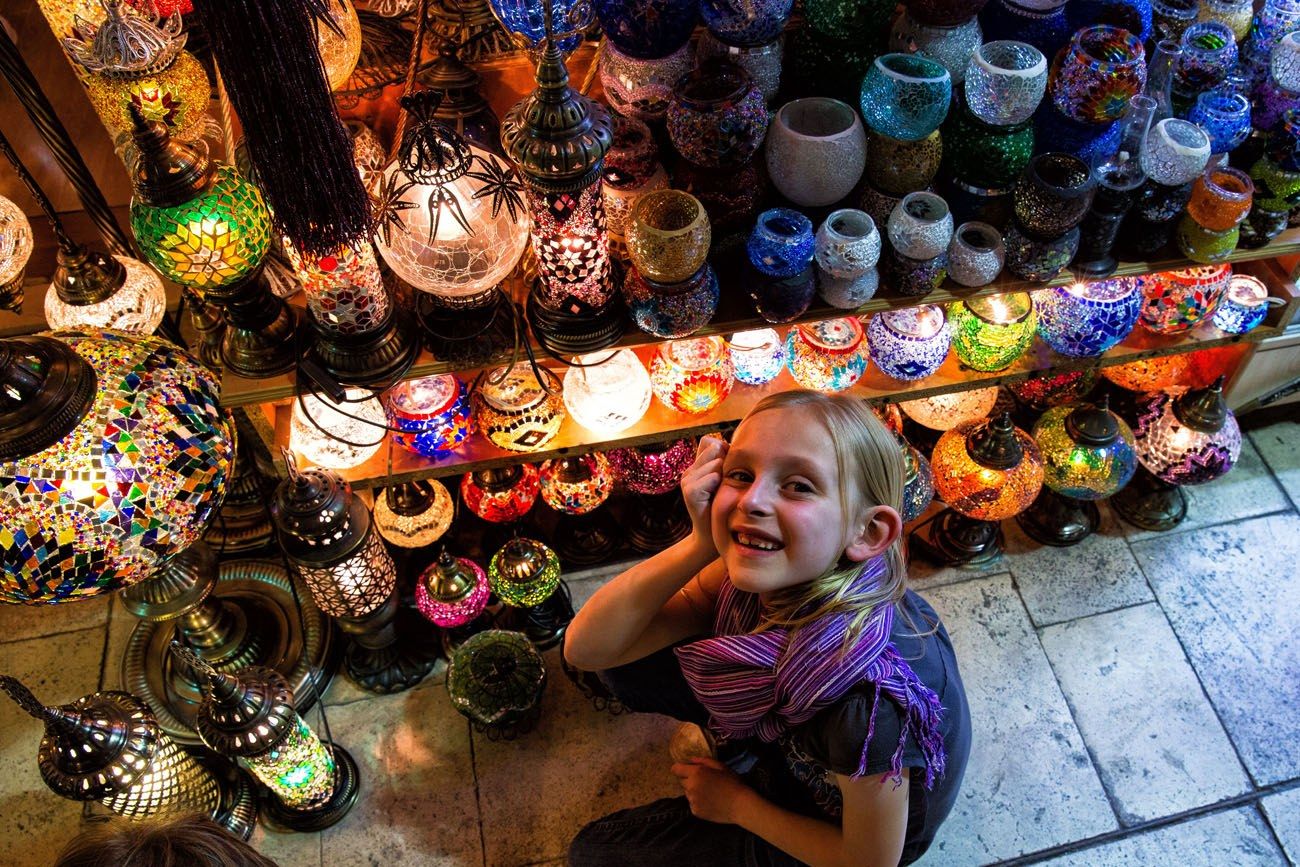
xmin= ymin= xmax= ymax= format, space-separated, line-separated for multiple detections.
xmin=192 ymin=0 xmax=370 ymax=258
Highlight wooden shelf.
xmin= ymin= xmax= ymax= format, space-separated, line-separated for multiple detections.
xmin=215 ymin=228 xmax=1300 ymax=409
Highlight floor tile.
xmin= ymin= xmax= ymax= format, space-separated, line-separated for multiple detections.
xmin=1131 ymin=512 xmax=1300 ymax=787
xmin=1004 ymin=503 xmax=1153 ymax=627
xmin=915 ymin=576 xmax=1115 ymax=865
xmin=1039 ymin=604 xmax=1251 ymax=825
xmin=249 ymin=825 xmax=321 ymax=866
xmin=0 ymin=626 xmax=109 ymax=867
xmin=473 ymin=648 xmax=681 ymax=867
xmin=1250 ymin=419 xmax=1300 ymax=510
xmin=0 ymin=594 xmax=111 ymax=646
xmin=320 ymin=684 xmax=482 ymax=866
xmin=1034 ymin=806 xmax=1286 ymax=866
xmin=1120 ymin=436 xmax=1290 ymax=541
xmin=320 ymin=649 xmax=447 ymax=708
xmin=1261 ymin=786 xmax=1300 ymax=864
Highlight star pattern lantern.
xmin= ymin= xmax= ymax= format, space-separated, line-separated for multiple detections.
xmin=785 ymin=318 xmax=869 ymax=392
xmin=899 ymin=386 xmax=999 ymax=430
xmin=0 ymin=332 xmax=233 ymax=605
xmin=1136 ymin=264 xmax=1232 ymax=335
xmin=416 ymin=549 xmax=491 ymax=629
xmin=867 ymin=306 xmax=951 ymax=382
xmin=562 ymin=349 xmax=653 ymax=434
xmin=461 ymin=464 xmax=541 ymax=524
xmin=650 ymin=336 xmax=734 ymax=414
xmin=540 ymin=453 xmax=614 ymax=515
xmin=948 ymin=292 xmax=1036 ymax=372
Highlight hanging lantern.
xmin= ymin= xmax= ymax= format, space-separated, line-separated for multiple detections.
xmin=948 ymin=292 xmax=1036 ymax=372
xmin=62 ymin=0 xmax=211 ymax=143
xmin=1036 ymin=277 xmax=1143 ymax=357
xmin=289 ymin=388 xmax=387 ymax=471
xmin=173 ymin=645 xmax=358 ymax=832
xmin=899 ymin=386 xmax=999 ymax=430
xmin=867 ymin=306 xmax=951 ymax=382
xmin=785 ymin=318 xmax=869 ymax=392
xmin=650 ymin=336 xmax=734 ymax=414
xmin=728 ymin=328 xmax=787 ymax=385
xmin=540 ymin=453 xmax=614 ymax=515
xmin=416 ymin=549 xmax=491 ymax=629
xmin=489 ymin=537 xmax=562 ymax=608
xmin=0 ymin=195 xmax=35 ymax=313
xmin=474 ymin=366 xmax=566 ymax=452
xmin=373 ymin=480 xmax=454 ymax=548
xmin=0 ymin=332 xmax=232 ymax=605
xmin=43 ymin=247 xmax=167 ymax=334
xmin=372 ymin=92 xmax=529 ymax=305
xmin=386 ymin=374 xmax=474 ymax=458
xmin=562 ymin=349 xmax=653 ymax=434
xmin=1009 ymin=369 xmax=1098 ymax=410
xmin=461 ymin=464 xmax=541 ymax=523
xmin=0 ymin=675 xmax=256 ymax=839
xmin=315 ymin=0 xmax=363 ymax=91
xmin=901 ymin=442 xmax=936 ymax=522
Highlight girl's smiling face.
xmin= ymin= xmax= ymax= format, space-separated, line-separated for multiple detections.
xmin=711 ymin=405 xmax=869 ymax=597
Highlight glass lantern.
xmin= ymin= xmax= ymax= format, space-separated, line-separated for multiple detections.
xmin=562 ymin=349 xmax=653 ymax=434
xmin=1009 ymin=369 xmax=1098 ymax=410
xmin=373 ymin=480 xmax=454 ymax=549
xmin=416 ymin=550 xmax=490 ymax=628
xmin=1211 ymin=274 xmax=1274 ymax=334
xmin=948 ymin=292 xmax=1036 ymax=372
xmin=1032 ymin=400 xmax=1138 ymax=499
xmin=901 ymin=444 xmax=936 ymax=523
xmin=44 ymin=254 xmax=167 ymax=333
xmin=386 ymin=374 xmax=473 ymax=457
xmin=461 ymin=464 xmax=541 ymax=523
xmin=649 ymin=337 xmax=734 ymax=414
xmin=315 ymin=0 xmax=363 ymax=91
xmin=728 ymin=328 xmax=787 ymax=385
xmin=488 ymin=537 xmax=563 ymax=608
xmin=785 ymin=317 xmax=869 ymax=392
xmin=540 ymin=453 xmax=615 ymax=515
xmin=1036 ymin=278 xmax=1143 ymax=357
xmin=284 ymin=239 xmax=390 ymax=336
xmin=1137 ymin=264 xmax=1232 ymax=334
xmin=474 ymin=366 xmax=566 ymax=452
xmin=0 ymin=196 xmax=34 ymax=308
xmin=867 ymin=306 xmax=951 ymax=382
xmin=446 ymin=629 xmax=547 ymax=737
xmin=1132 ymin=383 xmax=1241 ymax=485
xmin=606 ymin=438 xmax=697 ymax=494
xmin=899 ymin=385 xmax=1000 ymax=430
xmin=932 ymin=415 xmax=1045 ymax=521
xmin=289 ymin=388 xmax=386 ymax=471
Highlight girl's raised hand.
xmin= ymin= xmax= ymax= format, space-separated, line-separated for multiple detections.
xmin=681 ymin=435 xmax=728 ymax=556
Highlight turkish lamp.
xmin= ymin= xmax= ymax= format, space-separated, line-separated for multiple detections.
xmin=1019 ymin=397 xmax=1138 ymax=545
xmin=728 ymin=328 xmax=787 ymax=385
xmin=62 ymin=0 xmax=211 ymax=144
xmin=900 ymin=385 xmax=999 ymax=431
xmin=0 ymin=195 xmax=33 ymax=313
xmin=387 ymin=374 xmax=474 ymax=457
xmin=373 ymin=92 xmax=529 ymax=306
xmin=948 ymin=292 xmax=1036 ymax=372
xmin=172 ymin=644 xmax=359 ymax=832
xmin=373 ymin=479 xmax=454 ymax=549
xmin=271 ymin=453 xmax=437 ymax=693
xmin=607 ymin=437 xmax=697 ymax=495
xmin=1132 ymin=378 xmax=1241 ymax=486
xmin=901 ymin=442 xmax=936 ymax=523
xmin=917 ymin=413 xmax=1044 ymax=564
xmin=0 ymin=332 xmax=233 ymax=605
xmin=44 ymin=244 xmax=166 ymax=334
xmin=315 ymin=0 xmax=363 ymax=92
xmin=489 ymin=536 xmax=571 ymax=649
xmin=416 ymin=548 xmax=491 ymax=629
xmin=539 ymin=452 xmax=614 ymax=515
xmin=289 ymin=387 xmax=387 ymax=471
xmin=461 ymin=463 xmax=541 ymax=524
xmin=0 ymin=675 xmax=256 ymax=839
xmin=562 ymin=348 xmax=652 ymax=434
xmin=447 ymin=629 xmax=548 ymax=739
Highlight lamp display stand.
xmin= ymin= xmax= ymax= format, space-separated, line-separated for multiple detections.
xmin=307 ymin=301 xmax=420 ymax=386
xmin=910 ymin=510 xmax=1005 ymax=566
xmin=120 ymin=542 xmax=338 ymax=745
xmin=415 ymin=286 xmax=517 ymax=367
xmin=1016 ymin=488 xmax=1102 ymax=546
xmin=626 ymin=492 xmax=692 ymax=553
xmin=1111 ymin=466 xmax=1189 ymax=530
xmin=552 ymin=508 xmax=620 ymax=567
xmin=203 ymin=261 xmax=301 ymax=378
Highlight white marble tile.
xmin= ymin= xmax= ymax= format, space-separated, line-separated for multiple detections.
xmin=1035 ymin=806 xmax=1286 ymax=866
xmin=1120 ymin=437 xmax=1290 ymax=541
xmin=0 ymin=626 xmax=109 ymax=867
xmin=1004 ymin=503 xmax=1153 ymax=627
xmin=0 ymin=594 xmax=111 ymax=646
xmin=1249 ymin=418 xmax=1300 ymax=510
xmin=1039 ymin=604 xmax=1250 ymax=825
xmin=319 ymin=683 xmax=482 ymax=866
xmin=1131 ymin=512 xmax=1300 ymax=787
xmin=473 ymin=648 xmax=681 ymax=867
xmin=249 ymin=824 xmax=321 ymax=866
xmin=915 ymin=576 xmax=1115 ymax=865
xmin=1262 ymin=786 xmax=1300 ymax=865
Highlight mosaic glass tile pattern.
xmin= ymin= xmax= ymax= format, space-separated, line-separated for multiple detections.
xmin=84 ymin=49 xmax=210 ymax=143
xmin=888 ymin=12 xmax=984 ymax=84
xmin=902 ymin=445 xmax=936 ymax=522
xmin=1132 ymin=388 xmax=1242 ymax=484
xmin=607 ymin=437 xmax=696 ymax=494
xmin=130 ymin=166 xmax=271 ymax=294
xmin=627 ymin=190 xmax=711 ymax=285
xmin=1211 ymin=275 xmax=1271 ymax=333
xmin=43 ymin=255 xmax=166 ymax=334
xmin=0 ymin=331 xmax=232 ymax=605
xmin=527 ymin=183 xmax=614 ymax=311
xmin=1050 ymin=25 xmax=1147 ymax=124
xmin=623 ymin=263 xmax=719 ymax=339
xmin=387 ymin=375 xmax=473 ymax=457
xmin=650 ymin=336 xmax=734 ymax=413
xmin=488 ymin=538 xmax=562 ymax=608
xmin=667 ymin=62 xmax=769 ymax=168
xmin=562 ymin=349 xmax=653 ymax=434
xmin=1033 ymin=404 xmax=1137 ymax=499
xmin=859 ymin=53 xmax=953 ymax=141
xmin=949 ymin=292 xmax=1036 ymax=372
xmin=728 ymin=328 xmax=787 ymax=385
xmin=932 ymin=419 xmax=1045 ymax=520
xmin=475 ymin=367 xmax=565 ymax=453
xmin=247 ymin=714 xmax=336 ymax=810
xmin=539 ymin=453 xmax=614 ymax=515
xmin=785 ymin=317 xmax=868 ymax=392
xmin=900 ymin=385 xmax=999 ymax=429
xmin=289 ymin=388 xmax=386 ymax=471
xmin=1136 ymin=264 xmax=1232 ymax=334
xmin=416 ymin=553 xmax=489 ymax=628
xmin=867 ymin=306 xmax=951 ymax=381
xmin=461 ymin=464 xmax=541 ymax=523
xmin=965 ymin=40 xmax=1047 ymax=126
xmin=286 ymin=240 xmax=389 ymax=335
xmin=1036 ymin=277 xmax=1142 ymax=357
xmin=447 ymin=629 xmax=547 ymax=730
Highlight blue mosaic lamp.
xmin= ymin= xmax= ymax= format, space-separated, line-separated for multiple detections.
xmin=489 ymin=0 xmax=586 ymax=52
xmin=386 ymin=374 xmax=473 ymax=458
xmin=1036 ymin=277 xmax=1142 ymax=357
xmin=728 ymin=328 xmax=787 ymax=385
xmin=1211 ymin=274 xmax=1278 ymax=334
xmin=867 ymin=306 xmax=951 ymax=382
xmin=860 ymin=53 xmax=953 ymax=142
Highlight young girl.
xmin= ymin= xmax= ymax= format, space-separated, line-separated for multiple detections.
xmin=564 ymin=391 xmax=971 ymax=867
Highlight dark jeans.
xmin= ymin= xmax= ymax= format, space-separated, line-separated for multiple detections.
xmin=567 ymin=647 xmax=808 ymax=867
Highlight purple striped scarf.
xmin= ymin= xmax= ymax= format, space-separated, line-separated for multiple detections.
xmin=675 ymin=557 xmax=947 ymax=788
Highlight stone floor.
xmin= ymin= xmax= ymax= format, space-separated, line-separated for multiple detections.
xmin=2 ymin=415 xmax=1299 ymax=867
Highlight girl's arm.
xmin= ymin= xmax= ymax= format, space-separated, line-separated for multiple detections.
xmin=564 ymin=436 xmax=729 ymax=671
xmin=674 ymin=759 xmax=910 ymax=867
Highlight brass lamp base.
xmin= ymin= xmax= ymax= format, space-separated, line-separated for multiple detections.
xmin=1016 ymin=489 xmax=1102 ymax=547
xmin=1111 ymin=467 xmax=1188 ymax=531
xmin=122 ymin=553 xmax=338 ymax=745
xmin=909 ymin=509 xmax=1005 ymax=566
xmin=306 ymin=305 xmax=420 ymax=387
xmin=415 ymin=286 xmax=516 ymax=368
xmin=342 ymin=602 xmax=441 ymax=695
xmin=513 ymin=580 xmax=574 ymax=651
xmin=259 ymin=743 xmax=360 ymax=833
xmin=552 ymin=509 xmax=620 ymax=567
xmin=192 ymin=749 xmax=260 ymax=841
xmin=626 ymin=492 xmax=691 ymax=554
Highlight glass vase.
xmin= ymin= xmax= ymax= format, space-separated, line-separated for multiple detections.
xmin=666 ymin=60 xmax=768 ymax=169
xmin=474 ymin=367 xmax=566 ymax=452
xmin=1050 ymin=25 xmax=1148 ymax=125
xmin=387 ymin=374 xmax=473 ymax=457
xmin=815 ymin=208 xmax=882 ymax=308
xmin=696 ymin=31 xmax=784 ymax=104
xmin=884 ymin=246 xmax=950 ymax=296
xmin=864 ymin=129 xmax=944 ymax=196
xmin=1033 ymin=101 xmax=1121 ymax=165
xmin=947 ymin=221 xmax=1006 ymax=286
xmin=785 ymin=317 xmax=869 ymax=391
xmin=1272 ymin=31 xmax=1300 ymax=94
xmin=867 ymin=306 xmax=952 ymax=381
xmin=1140 ymin=118 xmax=1211 ymax=186
xmin=888 ymin=13 xmax=984 ymax=84
xmin=1151 ymin=0 xmax=1198 ymax=41
xmin=859 ymin=53 xmax=953 ymax=142
xmin=626 ymin=190 xmax=711 ymax=284
xmin=887 ymin=191 xmax=955 ymax=259
xmin=1197 ymin=0 xmax=1252 ymax=41
xmin=1174 ymin=21 xmax=1237 ymax=95
xmin=747 ymin=208 xmax=816 ymax=277
xmin=1187 ymin=91 xmax=1252 ymax=157
xmin=649 ymin=337 xmax=734 ymax=413
xmin=765 ymin=98 xmax=867 ymax=207
xmin=964 ymin=40 xmax=1048 ymax=126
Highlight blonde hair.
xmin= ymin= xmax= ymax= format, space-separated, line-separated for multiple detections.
xmin=741 ymin=391 xmax=908 ymax=652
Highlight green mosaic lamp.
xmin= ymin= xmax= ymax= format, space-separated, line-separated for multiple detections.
xmin=948 ymin=292 xmax=1037 ymax=372
xmin=488 ymin=536 xmax=572 ymax=649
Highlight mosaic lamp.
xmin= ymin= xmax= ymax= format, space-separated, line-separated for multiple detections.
xmin=562 ymin=349 xmax=653 ymax=434
xmin=489 ymin=536 xmax=572 ymax=649
xmin=372 ymin=92 xmax=529 ymax=310
xmin=0 ymin=195 xmax=33 ymax=313
xmin=0 ymin=675 xmax=256 ymax=839
xmin=948 ymin=292 xmax=1037 ymax=373
xmin=1018 ymin=397 xmax=1138 ymax=546
xmin=373 ymin=479 xmax=454 ymax=549
xmin=919 ymin=413 xmax=1044 ymax=564
xmin=416 ymin=548 xmax=491 ymax=630
xmin=289 ymin=387 xmax=387 ymax=471
xmin=899 ymin=386 xmax=1000 ymax=431
xmin=386 ymin=375 xmax=474 ymax=458
xmin=1113 ymin=377 xmax=1241 ymax=531
xmin=0 ymin=331 xmax=233 ymax=605
xmin=867 ymin=306 xmax=952 ymax=382
xmin=901 ymin=442 xmax=936 ymax=523
xmin=271 ymin=454 xmax=438 ymax=694
xmin=447 ymin=629 xmax=548 ymax=740
xmin=172 ymin=644 xmax=359 ymax=832
xmin=474 ymin=365 xmax=566 ymax=453
xmin=650 ymin=337 xmax=734 ymax=414
xmin=542 ymin=453 xmax=620 ymax=567
xmin=728 ymin=328 xmax=787 ymax=386
xmin=462 ymin=464 xmax=541 ymax=524
xmin=607 ymin=439 xmax=694 ymax=552
xmin=1035 ymin=278 xmax=1142 ymax=358
xmin=315 ymin=0 xmax=362 ymax=91
xmin=785 ymin=318 xmax=869 ymax=392
xmin=127 ymin=113 xmax=298 ymax=378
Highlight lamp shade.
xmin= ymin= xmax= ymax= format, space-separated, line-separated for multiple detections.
xmin=0 ymin=196 xmax=34 ymax=301
xmin=44 ymin=254 xmax=167 ymax=334
xmin=289 ymin=388 xmax=386 ymax=471
xmin=728 ymin=328 xmax=787 ymax=385
xmin=650 ymin=337 xmax=734 ymax=414
xmin=902 ymin=444 xmax=936 ymax=522
xmin=1036 ymin=277 xmax=1142 ymax=357
xmin=867 ymin=306 xmax=951 ymax=381
xmin=606 ymin=438 xmax=696 ymax=494
xmin=562 ymin=349 xmax=652 ymax=434
xmin=489 ymin=537 xmax=562 ymax=607
xmin=1137 ymin=264 xmax=1232 ymax=334
xmin=474 ymin=367 xmax=566 ymax=452
xmin=386 ymin=375 xmax=473 ymax=457
xmin=447 ymin=629 xmax=547 ymax=734
xmin=416 ymin=550 xmax=490 ymax=628
xmin=932 ymin=414 xmax=1044 ymax=520
xmin=899 ymin=386 xmax=999 ymax=430
xmin=373 ymin=480 xmax=454 ymax=548
xmin=316 ymin=0 xmax=362 ymax=91
xmin=785 ymin=317 xmax=868 ymax=392
xmin=1131 ymin=380 xmax=1241 ymax=485
xmin=0 ymin=332 xmax=232 ymax=605
xmin=948 ymin=292 xmax=1036 ymax=372
xmin=461 ymin=464 xmax=541 ymax=523
xmin=1032 ymin=400 xmax=1137 ymax=499
xmin=284 ymin=239 xmax=389 ymax=336
xmin=540 ymin=453 xmax=614 ymax=514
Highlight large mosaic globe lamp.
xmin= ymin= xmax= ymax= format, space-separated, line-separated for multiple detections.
xmin=0 ymin=331 xmax=233 ymax=605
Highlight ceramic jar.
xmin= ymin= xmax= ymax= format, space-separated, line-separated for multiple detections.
xmin=815 ymin=208 xmax=882 ymax=308
xmin=947 ymin=221 xmax=1005 ymax=286
xmin=859 ymin=53 xmax=953 ymax=141
xmin=964 ymin=40 xmax=1048 ymax=126
xmin=765 ymin=98 xmax=867 ymax=207
xmin=667 ymin=60 xmax=768 ymax=169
